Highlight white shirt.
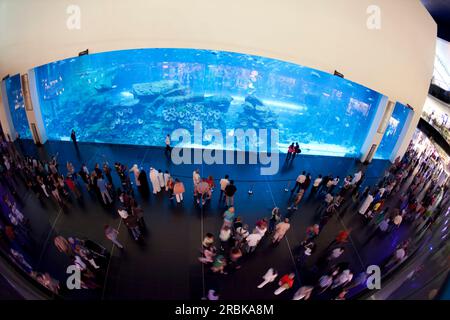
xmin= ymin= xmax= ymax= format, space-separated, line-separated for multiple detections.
xmin=193 ymin=171 xmax=201 ymax=185
xmin=330 ymin=248 xmax=344 ymax=259
xmin=219 ymin=178 xmax=229 ymax=191
xmin=219 ymin=229 xmax=231 ymax=242
xmin=163 ymin=173 xmax=171 ymax=184
xmin=296 ymin=174 xmax=306 ymax=184
xmin=313 ymin=178 xmax=322 ymax=187
xmin=262 ymin=268 xmax=278 ymax=282
xmin=246 ymin=233 xmax=262 ymax=247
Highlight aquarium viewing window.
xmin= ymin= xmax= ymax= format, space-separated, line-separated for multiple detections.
xmin=374 ymin=102 xmax=412 ymax=160
xmin=4 ymin=74 xmax=32 ymax=139
xmin=33 ymin=48 xmax=384 ymax=158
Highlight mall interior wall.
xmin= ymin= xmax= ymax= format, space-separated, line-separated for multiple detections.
xmin=0 ymin=0 xmax=437 ymax=159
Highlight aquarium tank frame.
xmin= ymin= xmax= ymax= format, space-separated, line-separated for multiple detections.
xmin=30 ymin=47 xmax=398 ymax=159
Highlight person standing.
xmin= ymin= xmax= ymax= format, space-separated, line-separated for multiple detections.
xmin=219 ymin=175 xmax=230 ymax=202
xmin=269 ymin=207 xmax=281 ymax=233
xmin=149 ymin=167 xmax=161 ymax=194
xmin=163 ymin=170 xmax=171 ymax=192
xmin=358 ymin=192 xmax=374 ymax=216
xmin=286 ymin=143 xmax=295 ymax=162
xmin=224 ymin=180 xmax=237 ymax=207
xmin=70 ymin=129 xmax=77 ymax=148
xmin=97 ymin=175 xmax=112 ymax=205
xmin=273 ymin=218 xmax=291 ymax=243
xmin=245 ymin=232 xmax=262 ymax=253
xmin=104 ymin=225 xmax=124 ymax=249
xmin=290 ymin=143 xmax=301 ymax=161
xmin=137 ymin=168 xmax=150 ymax=197
xmin=165 ymin=134 xmax=172 ymax=158
xmin=173 ymin=178 xmax=185 ymax=203
xmin=157 ymin=169 xmax=165 ymax=190
xmin=193 ymin=169 xmax=201 ymax=188
xmin=103 ymin=163 xmax=113 ymax=185
xmin=129 ymin=164 xmax=141 ymax=189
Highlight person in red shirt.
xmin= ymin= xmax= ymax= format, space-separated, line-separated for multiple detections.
xmin=326 ymin=229 xmax=351 ymax=249
xmin=274 ymin=273 xmax=295 ymax=295
xmin=206 ymin=176 xmax=215 ymax=191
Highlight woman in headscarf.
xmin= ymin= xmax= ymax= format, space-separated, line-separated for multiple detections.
xmin=129 ymin=164 xmax=141 ymax=189
xmin=149 ymin=167 xmax=161 ymax=194
xmin=138 ymin=167 xmax=150 ymax=197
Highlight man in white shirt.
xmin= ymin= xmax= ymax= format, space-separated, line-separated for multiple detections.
xmin=291 ymin=171 xmax=306 ymax=193
xmin=257 ymin=268 xmax=278 ymax=288
xmin=219 ymin=174 xmax=230 ymax=201
xmin=193 ymin=169 xmax=201 ymax=187
xmin=351 ymin=170 xmax=362 ymax=185
xmin=309 ymin=175 xmax=323 ymax=198
xmin=246 ymin=232 xmax=262 ymax=253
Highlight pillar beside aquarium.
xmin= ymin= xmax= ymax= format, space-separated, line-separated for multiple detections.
xmin=359 ymin=96 xmax=391 ymax=163
xmin=23 ymin=68 xmax=48 ymax=145
xmin=0 ymin=80 xmax=17 ymax=141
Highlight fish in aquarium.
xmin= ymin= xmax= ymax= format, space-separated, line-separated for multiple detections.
xmin=30 ymin=48 xmax=395 ymax=158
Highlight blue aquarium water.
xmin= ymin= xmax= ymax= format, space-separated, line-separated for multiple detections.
xmin=33 ymin=48 xmax=383 ymax=157
xmin=4 ymin=74 xmax=32 ymax=139
xmin=375 ymin=102 xmax=412 ymax=160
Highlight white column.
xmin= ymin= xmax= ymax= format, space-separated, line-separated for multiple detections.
xmin=0 ymin=79 xmax=17 ymax=141
xmin=22 ymin=69 xmax=48 ymax=145
xmin=389 ymin=106 xmax=414 ymax=162
xmin=359 ymin=96 xmax=392 ymax=163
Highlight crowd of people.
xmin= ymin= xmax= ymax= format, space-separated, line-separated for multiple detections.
xmin=198 ymin=141 xmax=449 ymax=300
xmin=0 ymin=132 xmax=448 ymax=299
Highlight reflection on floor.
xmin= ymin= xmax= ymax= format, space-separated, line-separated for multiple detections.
xmin=13 ymin=139 xmax=419 ymax=300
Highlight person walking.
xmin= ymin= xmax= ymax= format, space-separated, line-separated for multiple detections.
xmin=286 ymin=143 xmax=295 ymax=162
xmin=104 ymin=225 xmax=124 ymax=249
xmin=193 ymin=169 xmax=201 ymax=188
xmin=257 ymin=268 xmax=278 ymax=288
xmin=273 ymin=218 xmax=290 ymax=243
xmin=292 ymin=286 xmax=314 ymax=300
xmin=97 ymin=175 xmax=113 ymax=205
xmin=274 ymin=273 xmax=295 ymax=295
xmin=291 ymin=171 xmax=306 ymax=194
xmin=223 ymin=207 xmax=235 ymax=227
xmin=124 ymin=214 xmax=141 ymax=241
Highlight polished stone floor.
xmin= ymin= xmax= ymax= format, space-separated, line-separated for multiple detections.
xmin=10 ymin=139 xmax=419 ymax=300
